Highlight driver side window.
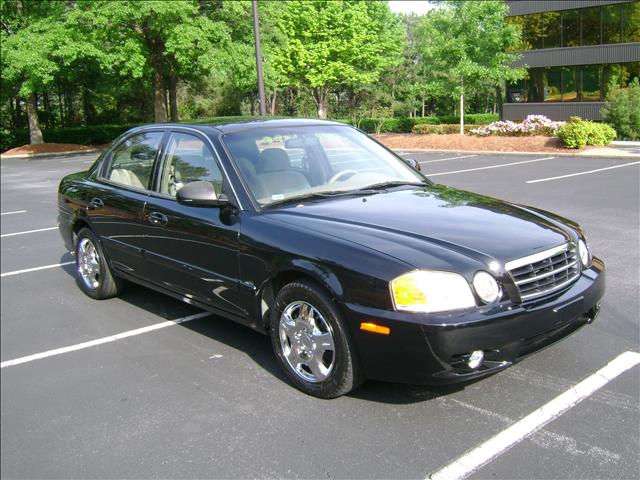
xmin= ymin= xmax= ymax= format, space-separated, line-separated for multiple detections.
xmin=159 ymin=133 xmax=223 ymax=197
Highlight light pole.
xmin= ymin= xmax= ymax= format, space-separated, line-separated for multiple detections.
xmin=252 ymin=0 xmax=267 ymax=116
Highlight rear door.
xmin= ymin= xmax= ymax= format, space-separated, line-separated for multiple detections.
xmin=89 ymin=130 xmax=165 ymax=278
xmin=142 ymin=130 xmax=246 ymax=317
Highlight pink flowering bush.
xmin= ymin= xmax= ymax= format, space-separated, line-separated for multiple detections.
xmin=470 ymin=115 xmax=565 ymax=137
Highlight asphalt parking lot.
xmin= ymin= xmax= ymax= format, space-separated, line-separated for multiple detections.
xmin=1 ymin=149 xmax=639 ymax=479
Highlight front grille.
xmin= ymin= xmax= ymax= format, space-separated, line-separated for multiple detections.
xmin=506 ymin=243 xmax=580 ymax=301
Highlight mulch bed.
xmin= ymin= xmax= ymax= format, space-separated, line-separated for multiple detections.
xmin=374 ymin=134 xmax=586 ymax=153
xmin=1 ymin=143 xmax=105 ymax=156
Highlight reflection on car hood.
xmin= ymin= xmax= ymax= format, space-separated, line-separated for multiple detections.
xmin=267 ymin=185 xmax=572 ymax=269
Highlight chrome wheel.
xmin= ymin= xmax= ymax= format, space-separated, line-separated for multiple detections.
xmin=279 ymin=300 xmax=335 ymax=383
xmin=77 ymin=237 xmax=101 ymax=289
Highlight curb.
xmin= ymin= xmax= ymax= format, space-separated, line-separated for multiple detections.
xmin=390 ymin=148 xmax=640 ymax=159
xmin=0 ymin=148 xmax=105 ymax=160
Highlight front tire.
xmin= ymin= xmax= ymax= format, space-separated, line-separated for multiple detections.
xmin=75 ymin=228 xmax=123 ymax=300
xmin=269 ymin=280 xmax=363 ymax=398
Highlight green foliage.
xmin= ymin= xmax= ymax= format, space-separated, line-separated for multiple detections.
xmin=275 ymin=0 xmax=403 ymax=117
xmin=557 ymin=117 xmax=617 ymax=149
xmin=412 ymin=124 xmax=475 ymax=135
xmin=347 ymin=114 xmax=498 ymax=133
xmin=602 ymin=77 xmax=640 ymax=140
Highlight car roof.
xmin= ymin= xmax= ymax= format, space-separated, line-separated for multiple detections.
xmin=128 ymin=118 xmax=348 ymax=136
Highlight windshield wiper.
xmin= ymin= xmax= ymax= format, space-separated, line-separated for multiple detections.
xmin=264 ymin=189 xmax=378 ymax=208
xmin=356 ymin=180 xmax=427 ymax=191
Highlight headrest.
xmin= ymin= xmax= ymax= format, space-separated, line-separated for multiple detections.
xmin=259 ymin=148 xmax=290 ymax=172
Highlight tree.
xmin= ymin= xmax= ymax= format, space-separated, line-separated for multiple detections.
xmin=72 ymin=1 xmax=233 ymax=122
xmin=275 ymin=0 xmax=403 ymax=119
xmin=415 ymin=0 xmax=525 ymax=133
xmin=1 ymin=0 xmax=86 ymax=143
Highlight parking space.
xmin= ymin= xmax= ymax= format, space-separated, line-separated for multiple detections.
xmin=1 ymin=151 xmax=638 ymax=479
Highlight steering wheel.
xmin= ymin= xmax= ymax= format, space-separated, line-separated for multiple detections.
xmin=328 ymin=169 xmax=358 ymax=184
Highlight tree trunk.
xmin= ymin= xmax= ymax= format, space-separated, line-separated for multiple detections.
xmin=421 ymin=99 xmax=426 ymax=117
xmin=27 ymin=93 xmax=44 ymax=144
xmin=459 ymin=78 xmax=465 ymax=135
xmin=82 ymin=86 xmax=96 ymax=125
xmin=269 ymin=90 xmax=277 ymax=116
xmin=313 ymin=87 xmax=328 ymax=119
xmin=168 ymin=72 xmax=179 ymax=122
xmin=495 ymin=85 xmax=503 ymax=119
xmin=152 ymin=63 xmax=167 ymax=123
xmin=250 ymin=94 xmax=256 ymax=116
xmin=57 ymin=86 xmax=65 ymax=127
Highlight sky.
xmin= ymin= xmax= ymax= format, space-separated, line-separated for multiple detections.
xmin=387 ymin=1 xmax=435 ymax=16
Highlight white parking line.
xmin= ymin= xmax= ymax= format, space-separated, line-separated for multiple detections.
xmin=427 ymin=157 xmax=556 ymax=177
xmin=0 ymin=210 xmax=27 ymax=216
xmin=428 ymin=351 xmax=640 ymax=480
xmin=1 ymin=226 xmax=58 ymax=238
xmin=526 ymin=161 xmax=640 ymax=184
xmin=419 ymin=154 xmax=478 ymax=164
xmin=0 ymin=311 xmax=211 ymax=368
xmin=1 ymin=261 xmax=75 ymax=278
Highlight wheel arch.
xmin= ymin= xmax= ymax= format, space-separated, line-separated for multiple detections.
xmin=258 ymin=260 xmax=345 ymax=332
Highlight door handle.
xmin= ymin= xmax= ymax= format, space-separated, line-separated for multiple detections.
xmin=89 ymin=198 xmax=104 ymax=209
xmin=148 ymin=211 xmax=168 ymax=226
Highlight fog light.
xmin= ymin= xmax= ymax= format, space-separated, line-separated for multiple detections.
xmin=468 ymin=350 xmax=484 ymax=369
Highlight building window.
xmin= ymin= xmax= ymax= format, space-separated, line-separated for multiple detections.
xmin=562 ymin=9 xmax=581 ymax=47
xmin=602 ymin=4 xmax=623 ymax=44
xmin=511 ymin=1 xmax=640 ymax=49
xmin=623 ymin=2 xmax=640 ymax=42
xmin=581 ymin=7 xmax=602 ymax=45
xmin=545 ymin=11 xmax=562 ymax=48
xmin=524 ymin=12 xmax=544 ymax=49
xmin=505 ymin=63 xmax=640 ymax=104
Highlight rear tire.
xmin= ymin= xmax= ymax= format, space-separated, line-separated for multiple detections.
xmin=269 ymin=279 xmax=363 ymax=398
xmin=75 ymin=228 xmax=123 ymax=300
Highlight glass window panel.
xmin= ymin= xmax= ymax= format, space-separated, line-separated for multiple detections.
xmin=545 ymin=68 xmax=562 ymax=102
xmin=600 ymin=64 xmax=618 ymax=100
xmin=562 ymin=67 xmax=579 ymax=101
xmin=582 ymin=65 xmax=601 ymax=101
xmin=107 ymin=131 xmax=163 ymax=190
xmin=562 ymin=9 xmax=581 ymax=47
xmin=159 ymin=133 xmax=223 ymax=197
xmin=506 ymin=16 xmax=527 ymax=51
xmin=581 ymin=7 xmax=602 ymax=45
xmin=506 ymin=79 xmax=527 ymax=103
xmin=544 ymin=11 xmax=561 ymax=48
xmin=527 ymin=68 xmax=545 ymax=102
xmin=602 ymin=4 xmax=623 ymax=44
xmin=524 ymin=13 xmax=544 ymax=49
xmin=620 ymin=62 xmax=640 ymax=87
xmin=623 ymin=2 xmax=640 ymax=42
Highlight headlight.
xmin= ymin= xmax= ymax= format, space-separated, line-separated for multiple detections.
xmin=578 ymin=238 xmax=590 ymax=267
xmin=390 ymin=270 xmax=475 ymax=313
xmin=473 ymin=271 xmax=501 ymax=304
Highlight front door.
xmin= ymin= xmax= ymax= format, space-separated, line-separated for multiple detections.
xmin=142 ymin=131 xmax=245 ymax=317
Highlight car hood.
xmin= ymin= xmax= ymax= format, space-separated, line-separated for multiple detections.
xmin=266 ymin=185 xmax=573 ymax=271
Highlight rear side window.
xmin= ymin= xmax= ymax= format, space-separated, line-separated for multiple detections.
xmin=158 ymin=133 xmax=223 ymax=197
xmin=105 ymin=131 xmax=164 ymax=190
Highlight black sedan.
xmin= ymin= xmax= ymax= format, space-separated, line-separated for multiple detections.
xmin=58 ymin=119 xmax=605 ymax=398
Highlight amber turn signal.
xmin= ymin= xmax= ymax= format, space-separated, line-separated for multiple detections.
xmin=360 ymin=322 xmax=391 ymax=335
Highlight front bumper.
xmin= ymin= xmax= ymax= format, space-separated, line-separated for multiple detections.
xmin=343 ymin=257 xmax=605 ymax=385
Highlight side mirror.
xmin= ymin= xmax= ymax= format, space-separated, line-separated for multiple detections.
xmin=176 ymin=181 xmax=229 ymax=207
xmin=403 ymin=158 xmax=421 ymax=172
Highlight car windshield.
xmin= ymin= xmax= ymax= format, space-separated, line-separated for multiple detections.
xmin=222 ymin=125 xmax=427 ymax=207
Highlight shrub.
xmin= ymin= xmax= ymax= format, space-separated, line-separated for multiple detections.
xmin=557 ymin=117 xmax=617 ymax=149
xmin=602 ymin=77 xmax=640 ymax=140
xmin=470 ymin=115 xmax=565 ymax=137
xmin=412 ymin=124 xmax=475 ymax=134
xmin=345 ymin=114 xmax=498 ymax=134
